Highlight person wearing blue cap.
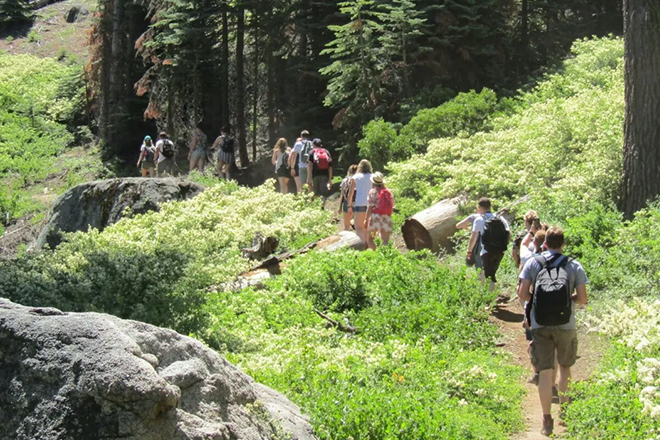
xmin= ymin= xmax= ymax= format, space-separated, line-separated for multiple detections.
xmin=137 ymin=135 xmax=156 ymax=177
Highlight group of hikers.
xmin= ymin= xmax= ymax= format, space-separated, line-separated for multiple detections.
xmin=136 ymin=125 xmax=235 ymax=180
xmin=271 ymin=130 xmax=395 ymax=251
xmin=457 ymin=199 xmax=588 ymax=436
xmin=137 ymin=124 xmax=585 ymax=436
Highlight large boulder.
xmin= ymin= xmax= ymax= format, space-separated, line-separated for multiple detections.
xmin=36 ymin=178 xmax=204 ymax=249
xmin=0 ymin=299 xmax=317 ymax=440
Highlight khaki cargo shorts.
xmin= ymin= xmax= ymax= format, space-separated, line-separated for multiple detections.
xmin=531 ymin=328 xmax=578 ymax=371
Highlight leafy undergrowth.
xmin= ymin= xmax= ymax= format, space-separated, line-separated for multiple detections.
xmin=0 ymin=181 xmax=334 ymax=334
xmin=204 ymin=248 xmax=524 ymax=439
xmin=0 ymin=51 xmax=104 ymax=231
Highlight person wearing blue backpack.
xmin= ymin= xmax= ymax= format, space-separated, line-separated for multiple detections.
xmin=466 ymin=197 xmax=510 ymax=291
xmin=518 ymin=227 xmax=589 ymax=437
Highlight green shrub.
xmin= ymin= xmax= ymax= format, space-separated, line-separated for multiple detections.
xmin=357 ymin=118 xmax=399 ymax=171
xmin=203 ymin=248 xmax=524 ymax=439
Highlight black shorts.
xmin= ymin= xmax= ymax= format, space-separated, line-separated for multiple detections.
xmin=312 ymin=175 xmax=329 ymax=197
xmin=482 ymin=251 xmax=504 ymax=283
xmin=276 ymin=165 xmax=290 ymax=178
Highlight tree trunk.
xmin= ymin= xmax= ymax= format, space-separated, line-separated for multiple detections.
xmin=318 ymin=231 xmax=366 ymax=252
xmin=252 ymin=9 xmax=259 ymax=162
xmin=266 ymin=30 xmax=276 ymax=148
xmin=401 ymin=198 xmax=463 ymax=252
xmin=221 ymin=8 xmax=230 ymax=128
xmin=236 ymin=5 xmax=249 ymax=167
xmin=619 ymin=0 xmax=660 ymax=219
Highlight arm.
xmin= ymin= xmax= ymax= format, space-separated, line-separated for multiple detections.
xmin=154 ymin=146 xmax=160 ymax=163
xmin=364 ymin=205 xmax=373 ymax=229
xmin=573 ymin=284 xmax=588 ymax=305
xmin=289 ymin=151 xmax=298 ymax=177
xmin=467 ymin=231 xmax=479 ymax=257
xmin=137 ymin=149 xmax=145 ymax=167
xmin=347 ymin=180 xmax=356 ymax=212
xmin=456 ymin=216 xmax=472 ymax=230
xmin=271 ymin=150 xmax=277 ymax=166
xmin=518 ymin=279 xmax=533 ymax=302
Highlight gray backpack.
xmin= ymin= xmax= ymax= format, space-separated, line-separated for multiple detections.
xmin=300 ymin=140 xmax=314 ymax=165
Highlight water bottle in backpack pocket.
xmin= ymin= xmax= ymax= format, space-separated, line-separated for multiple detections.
xmin=533 ymin=255 xmax=573 ymax=326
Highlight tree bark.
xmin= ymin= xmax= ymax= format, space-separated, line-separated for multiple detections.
xmin=221 ymin=8 xmax=230 ymax=128
xmin=236 ymin=5 xmax=249 ymax=166
xmin=252 ymin=8 xmax=259 ymax=162
xmin=401 ymin=198 xmax=463 ymax=252
xmin=620 ymin=0 xmax=660 ymax=219
xmin=267 ymin=27 xmax=276 ymax=148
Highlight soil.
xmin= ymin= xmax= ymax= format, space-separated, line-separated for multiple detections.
xmin=490 ymin=294 xmax=608 ymax=439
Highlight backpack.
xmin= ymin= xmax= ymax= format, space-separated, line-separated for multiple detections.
xmin=312 ymin=148 xmax=330 ymax=170
xmin=533 ymin=255 xmax=573 ymax=326
xmin=161 ymin=139 xmax=175 ymax=159
xmin=481 ymin=214 xmax=509 ymax=253
xmin=276 ymin=151 xmax=289 ymax=172
xmin=221 ymin=135 xmax=235 ymax=153
xmin=300 ymin=140 xmax=314 ymax=165
xmin=373 ymin=188 xmax=394 ymax=215
xmin=143 ymin=146 xmax=155 ymax=163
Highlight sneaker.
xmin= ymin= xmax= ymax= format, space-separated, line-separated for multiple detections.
xmin=541 ymin=415 xmax=554 ymax=436
xmin=527 ymin=372 xmax=539 ymax=385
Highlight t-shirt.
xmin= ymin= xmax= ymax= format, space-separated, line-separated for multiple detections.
xmin=293 ymin=139 xmax=308 ymax=169
xmin=195 ymin=131 xmax=208 ymax=151
xmin=308 ymin=148 xmax=332 ymax=177
xmin=352 ymin=173 xmax=373 ymax=207
xmin=519 ymin=250 xmax=589 ymax=330
xmin=472 ymin=212 xmax=510 ymax=256
xmin=155 ymin=139 xmax=173 ymax=164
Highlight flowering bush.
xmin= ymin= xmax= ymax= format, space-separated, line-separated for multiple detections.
xmin=0 ymin=181 xmax=334 ymax=334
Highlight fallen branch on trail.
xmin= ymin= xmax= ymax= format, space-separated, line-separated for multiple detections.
xmin=314 ymin=309 xmax=359 ymax=334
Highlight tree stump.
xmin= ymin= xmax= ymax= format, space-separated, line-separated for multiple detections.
xmin=401 ymin=198 xmax=464 ymax=252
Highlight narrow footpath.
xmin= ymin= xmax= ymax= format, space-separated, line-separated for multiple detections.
xmin=490 ymin=295 xmax=605 ymax=439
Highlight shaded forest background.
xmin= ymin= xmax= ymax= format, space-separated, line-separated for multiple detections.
xmin=85 ymin=0 xmax=623 ymax=164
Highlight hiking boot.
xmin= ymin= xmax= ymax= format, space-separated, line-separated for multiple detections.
xmin=541 ymin=415 xmax=554 ymax=436
xmin=528 ymin=372 xmax=539 ymax=385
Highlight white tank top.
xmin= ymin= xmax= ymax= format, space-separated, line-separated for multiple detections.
xmin=352 ymin=173 xmax=373 ymax=207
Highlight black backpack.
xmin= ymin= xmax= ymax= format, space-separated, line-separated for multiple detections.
xmin=481 ymin=214 xmax=509 ymax=253
xmin=533 ymin=255 xmax=573 ymax=326
xmin=221 ymin=135 xmax=235 ymax=153
xmin=161 ymin=139 xmax=175 ymax=159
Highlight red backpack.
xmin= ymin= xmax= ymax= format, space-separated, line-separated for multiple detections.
xmin=373 ymin=188 xmax=394 ymax=215
xmin=312 ymin=148 xmax=331 ymax=170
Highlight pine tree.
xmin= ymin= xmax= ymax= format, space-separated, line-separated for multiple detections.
xmin=0 ymin=0 xmax=33 ymax=29
xmin=320 ymin=0 xmax=384 ymax=144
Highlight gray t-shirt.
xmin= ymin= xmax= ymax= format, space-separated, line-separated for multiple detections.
xmin=472 ymin=212 xmax=510 ymax=256
xmin=519 ymin=250 xmax=589 ymax=330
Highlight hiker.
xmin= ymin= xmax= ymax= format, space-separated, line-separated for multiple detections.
xmin=338 ymin=164 xmax=358 ymax=230
xmin=347 ymin=159 xmax=373 ymax=243
xmin=188 ymin=123 xmax=208 ymax=173
xmin=289 ymin=130 xmax=313 ymax=194
xmin=364 ymin=172 xmax=394 ymax=249
xmin=518 ymin=226 xmax=589 ymax=436
xmin=466 ymin=197 xmax=510 ymax=291
xmin=155 ymin=132 xmax=176 ymax=177
xmin=213 ymin=125 xmax=235 ymax=180
xmin=306 ymin=139 xmax=333 ymax=209
xmin=137 ymin=135 xmax=156 ymax=178
xmin=271 ymin=138 xmax=291 ymax=194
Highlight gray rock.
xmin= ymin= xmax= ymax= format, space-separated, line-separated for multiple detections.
xmin=64 ymin=5 xmax=88 ymax=23
xmin=0 ymin=298 xmax=317 ymax=440
xmin=35 ymin=178 xmax=204 ymax=249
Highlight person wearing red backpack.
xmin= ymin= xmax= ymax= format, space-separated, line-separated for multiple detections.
xmin=364 ymin=172 xmax=394 ymax=249
xmin=306 ymin=138 xmax=333 ymax=209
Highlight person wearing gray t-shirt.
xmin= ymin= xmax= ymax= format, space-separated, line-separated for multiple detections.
xmin=518 ymin=226 xmax=588 ymax=436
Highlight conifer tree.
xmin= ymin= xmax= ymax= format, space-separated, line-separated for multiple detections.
xmin=0 ymin=0 xmax=33 ymax=29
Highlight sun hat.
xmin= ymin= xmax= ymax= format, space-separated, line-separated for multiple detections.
xmin=370 ymin=172 xmax=385 ymax=185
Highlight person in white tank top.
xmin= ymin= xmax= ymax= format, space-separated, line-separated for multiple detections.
xmin=347 ymin=159 xmax=373 ymax=244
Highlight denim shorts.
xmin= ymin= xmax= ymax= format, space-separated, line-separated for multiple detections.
xmin=353 ymin=205 xmax=367 ymax=213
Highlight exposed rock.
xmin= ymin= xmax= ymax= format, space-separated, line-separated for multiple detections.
xmin=35 ymin=178 xmax=204 ymax=249
xmin=64 ymin=5 xmax=88 ymax=23
xmin=0 ymin=298 xmax=317 ymax=440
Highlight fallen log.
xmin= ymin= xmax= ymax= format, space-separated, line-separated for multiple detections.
xmin=314 ymin=309 xmax=359 ymax=334
xmin=317 ymin=231 xmax=365 ymax=252
xmin=401 ymin=197 xmax=464 ymax=253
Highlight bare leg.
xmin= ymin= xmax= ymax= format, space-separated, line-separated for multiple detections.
xmin=189 ymin=157 xmax=198 ymax=173
xmin=343 ymin=212 xmax=352 ymax=230
xmin=557 ymin=365 xmax=571 ymax=404
xmin=141 ymin=168 xmax=147 ymax=178
xmin=293 ymin=176 xmax=302 ymax=194
xmin=381 ymin=230 xmax=391 ymax=246
xmin=366 ymin=230 xmax=377 ymax=250
xmin=148 ymin=168 xmax=155 ymax=178
xmin=538 ymin=369 xmax=554 ymax=416
xmin=198 ymin=157 xmax=206 ymax=173
xmin=354 ymin=212 xmax=367 ymax=243
xmin=278 ymin=177 xmax=289 ymax=194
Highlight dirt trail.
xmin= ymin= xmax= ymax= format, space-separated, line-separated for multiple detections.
xmin=490 ymin=295 xmax=606 ymax=439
